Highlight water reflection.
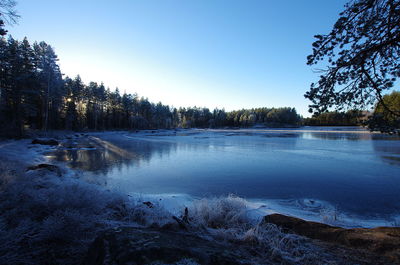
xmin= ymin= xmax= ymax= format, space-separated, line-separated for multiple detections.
xmin=48 ymin=131 xmax=400 ymax=173
xmin=262 ymin=133 xmax=300 ymax=138
xmin=48 ymin=136 xmax=179 ymax=174
xmin=46 ymin=130 xmax=400 ymax=218
xmin=301 ymin=132 xmax=373 ymax=141
xmin=372 ymin=139 xmax=400 ymax=166
xmin=299 ymin=132 xmax=400 ymax=166
xmin=48 ymin=134 xmax=218 ymax=174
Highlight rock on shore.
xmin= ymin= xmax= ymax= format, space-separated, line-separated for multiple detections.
xmin=263 ymin=214 xmax=400 ymax=263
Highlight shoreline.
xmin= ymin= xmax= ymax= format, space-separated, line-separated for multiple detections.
xmin=0 ymin=135 xmax=399 ymax=264
xmin=1 ymin=130 xmax=399 ymax=228
xmin=1 ymin=125 xmax=378 ymax=140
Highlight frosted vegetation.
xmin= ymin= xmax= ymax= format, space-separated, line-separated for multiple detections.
xmin=186 ymin=196 xmax=316 ymax=263
xmin=0 ymin=160 xmax=322 ymax=264
xmin=0 ymin=160 xmax=169 ymax=264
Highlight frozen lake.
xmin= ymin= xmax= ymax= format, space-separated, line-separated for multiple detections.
xmin=48 ymin=127 xmax=400 ymax=226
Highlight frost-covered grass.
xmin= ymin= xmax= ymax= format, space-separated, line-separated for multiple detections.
xmin=189 ymin=195 xmax=250 ymax=229
xmin=0 ymin=161 xmax=174 ymax=264
xmin=184 ymin=195 xmax=320 ymax=263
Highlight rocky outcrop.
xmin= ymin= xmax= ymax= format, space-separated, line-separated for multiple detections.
xmin=262 ymin=214 xmax=400 ymax=263
xmin=31 ymin=138 xmax=59 ymax=145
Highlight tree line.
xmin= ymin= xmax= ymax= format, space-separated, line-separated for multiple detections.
xmin=0 ymin=35 xmax=304 ymax=137
xmin=303 ymin=110 xmax=365 ymax=126
xmin=2 ymin=34 xmax=398 ymax=137
xmin=304 ymin=93 xmax=400 ymax=132
xmin=368 ymin=91 xmax=400 ymax=134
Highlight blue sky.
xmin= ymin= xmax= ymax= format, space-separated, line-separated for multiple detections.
xmin=9 ymin=0 xmax=348 ymax=117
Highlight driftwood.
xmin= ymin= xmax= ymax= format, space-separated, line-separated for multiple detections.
xmin=172 ymin=207 xmax=190 ymax=230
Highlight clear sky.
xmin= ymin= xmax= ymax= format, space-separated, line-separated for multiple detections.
xmin=8 ymin=0 xmax=348 ymax=117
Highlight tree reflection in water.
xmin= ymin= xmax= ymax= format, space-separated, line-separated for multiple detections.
xmin=47 ymin=136 xmax=178 ymax=175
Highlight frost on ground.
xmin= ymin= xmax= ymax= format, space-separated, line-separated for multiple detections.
xmin=0 ymin=139 xmax=173 ymax=264
xmin=0 ymin=160 xmax=172 ymax=264
xmin=185 ymin=196 xmax=318 ymax=263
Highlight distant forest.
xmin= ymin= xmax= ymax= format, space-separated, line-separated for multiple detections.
xmin=0 ymin=36 xmax=306 ymax=137
xmin=303 ymin=110 xmax=365 ymax=126
xmin=1 ymin=36 xmax=375 ymax=138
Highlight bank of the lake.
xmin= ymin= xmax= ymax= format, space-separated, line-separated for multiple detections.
xmin=0 ymin=134 xmax=400 ymax=264
xmin=42 ymin=127 xmax=400 ymax=228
